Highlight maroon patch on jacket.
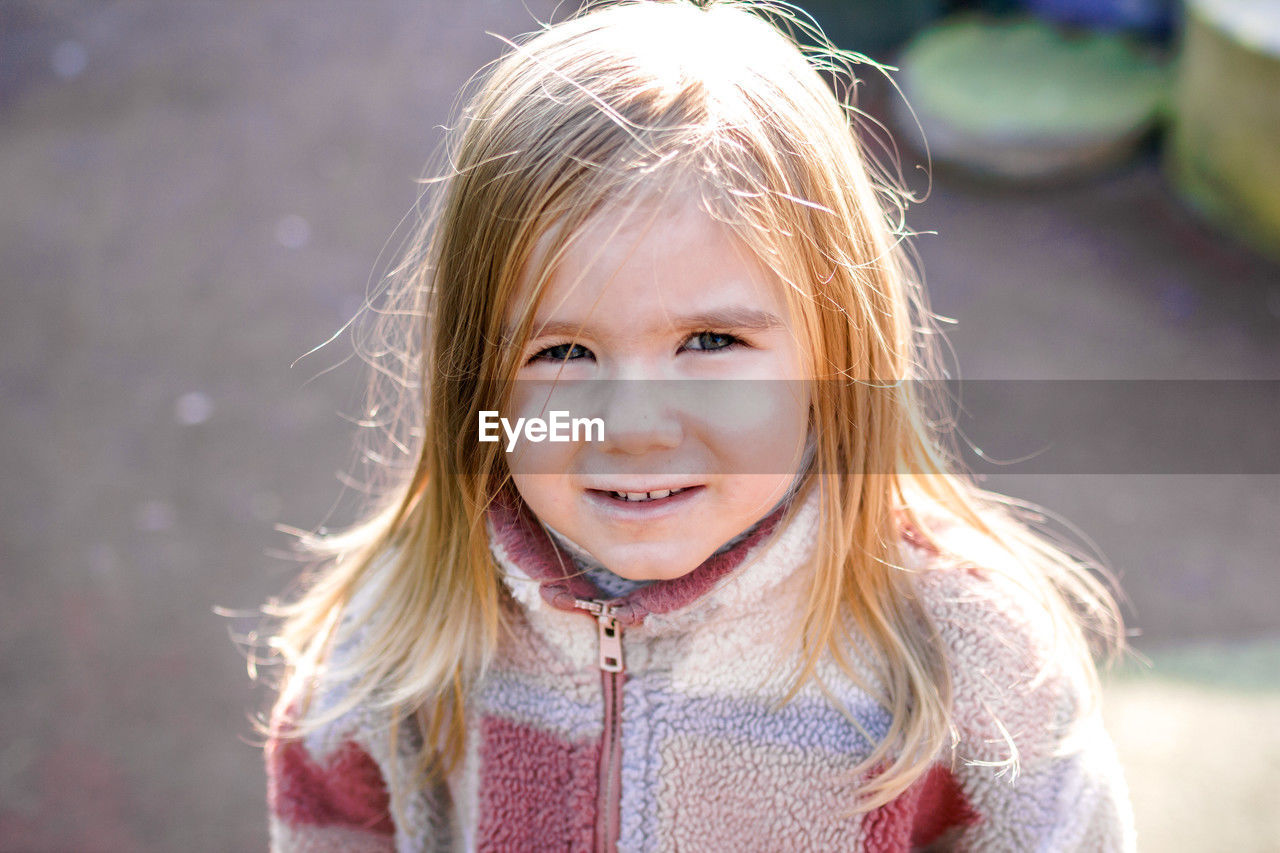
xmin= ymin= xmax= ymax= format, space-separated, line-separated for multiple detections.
xmin=267 ymin=737 xmax=394 ymax=835
xmin=476 ymin=714 xmax=598 ymax=849
xmin=861 ymin=764 xmax=980 ymax=851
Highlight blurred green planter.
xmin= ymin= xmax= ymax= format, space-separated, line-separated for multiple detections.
xmin=1165 ymin=0 xmax=1280 ymax=262
xmin=890 ymin=14 xmax=1171 ymax=182
xmin=798 ymin=0 xmax=944 ymax=55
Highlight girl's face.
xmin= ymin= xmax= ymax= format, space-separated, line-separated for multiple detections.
xmin=505 ymin=193 xmax=811 ymax=582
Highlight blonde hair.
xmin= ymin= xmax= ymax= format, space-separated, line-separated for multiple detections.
xmin=261 ymin=0 xmax=1124 ymax=817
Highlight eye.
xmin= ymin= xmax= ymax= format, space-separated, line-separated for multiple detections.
xmin=684 ymin=331 xmax=743 ymax=352
xmin=529 ymin=342 xmax=593 ymax=364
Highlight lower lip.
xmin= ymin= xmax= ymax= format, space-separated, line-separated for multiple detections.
xmin=583 ymin=486 xmax=705 ymax=520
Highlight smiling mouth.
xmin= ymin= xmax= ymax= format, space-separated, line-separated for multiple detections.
xmin=590 ymin=486 xmax=698 ymax=503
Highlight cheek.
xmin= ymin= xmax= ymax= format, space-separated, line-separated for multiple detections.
xmin=507 ymin=439 xmax=578 ymax=482
xmin=502 ymin=384 xmax=586 ymax=478
xmin=693 ymin=381 xmax=810 ymax=473
xmin=509 ymin=473 xmax=575 ymax=527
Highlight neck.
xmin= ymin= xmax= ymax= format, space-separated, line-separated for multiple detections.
xmin=541 ymin=510 xmax=778 ymax=600
xmin=487 ymin=484 xmax=820 ymax=636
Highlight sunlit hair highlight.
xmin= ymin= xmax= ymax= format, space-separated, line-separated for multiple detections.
xmin=259 ymin=0 xmax=1125 ymax=820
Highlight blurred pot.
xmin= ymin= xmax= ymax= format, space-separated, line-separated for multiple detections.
xmin=890 ymin=14 xmax=1171 ymax=183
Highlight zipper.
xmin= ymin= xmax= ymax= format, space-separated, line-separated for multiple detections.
xmin=574 ymin=599 xmax=624 ymax=853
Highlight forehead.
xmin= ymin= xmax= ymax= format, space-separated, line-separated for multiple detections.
xmin=515 ymin=193 xmax=787 ymax=330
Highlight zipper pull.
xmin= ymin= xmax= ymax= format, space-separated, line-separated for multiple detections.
xmin=574 ymin=599 xmax=625 ymax=673
xmin=596 ymin=610 xmax=624 ymax=673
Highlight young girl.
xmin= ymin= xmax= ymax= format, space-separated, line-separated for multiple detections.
xmin=261 ymin=1 xmax=1134 ymax=849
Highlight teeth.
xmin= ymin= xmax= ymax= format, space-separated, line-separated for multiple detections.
xmin=609 ymin=487 xmax=686 ymax=502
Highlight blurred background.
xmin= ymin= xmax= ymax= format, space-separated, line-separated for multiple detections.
xmin=1 ymin=0 xmax=1277 ymax=849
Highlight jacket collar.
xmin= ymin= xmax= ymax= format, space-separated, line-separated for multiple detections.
xmin=487 ymin=486 xmax=822 ymax=639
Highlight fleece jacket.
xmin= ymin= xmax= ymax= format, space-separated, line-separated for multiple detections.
xmin=266 ymin=487 xmax=1136 ymax=851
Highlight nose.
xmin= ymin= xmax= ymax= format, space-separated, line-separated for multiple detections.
xmin=597 ymin=379 xmax=683 ymax=456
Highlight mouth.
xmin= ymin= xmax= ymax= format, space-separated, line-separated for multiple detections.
xmin=584 ymin=484 xmax=705 ymax=512
xmin=594 ymin=486 xmax=695 ymax=503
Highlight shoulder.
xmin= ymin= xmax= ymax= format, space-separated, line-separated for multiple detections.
xmin=271 ymin=568 xmax=400 ymax=750
xmin=266 ymin=669 xmax=405 ymax=848
xmin=902 ymin=520 xmax=1095 ymax=766
xmin=265 ymin=585 xmax=407 ymax=848
xmin=897 ymin=520 xmax=1136 ymax=850
xmin=266 ymin=684 xmax=400 ymax=850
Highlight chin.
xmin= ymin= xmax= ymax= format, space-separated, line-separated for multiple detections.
xmin=599 ymin=546 xmax=709 ymax=583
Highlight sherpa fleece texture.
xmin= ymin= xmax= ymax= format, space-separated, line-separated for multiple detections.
xmin=266 ymin=489 xmax=1135 ymax=851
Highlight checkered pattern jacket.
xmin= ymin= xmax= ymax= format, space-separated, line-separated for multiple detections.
xmin=266 ymin=490 xmax=1135 ymax=851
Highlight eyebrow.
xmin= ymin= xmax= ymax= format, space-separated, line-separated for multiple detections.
xmin=518 ymin=307 xmax=786 ymax=341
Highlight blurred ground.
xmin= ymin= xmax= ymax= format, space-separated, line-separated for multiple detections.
xmin=1103 ymin=640 xmax=1280 ymax=852
xmin=0 ymin=1 xmax=1277 ymax=850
